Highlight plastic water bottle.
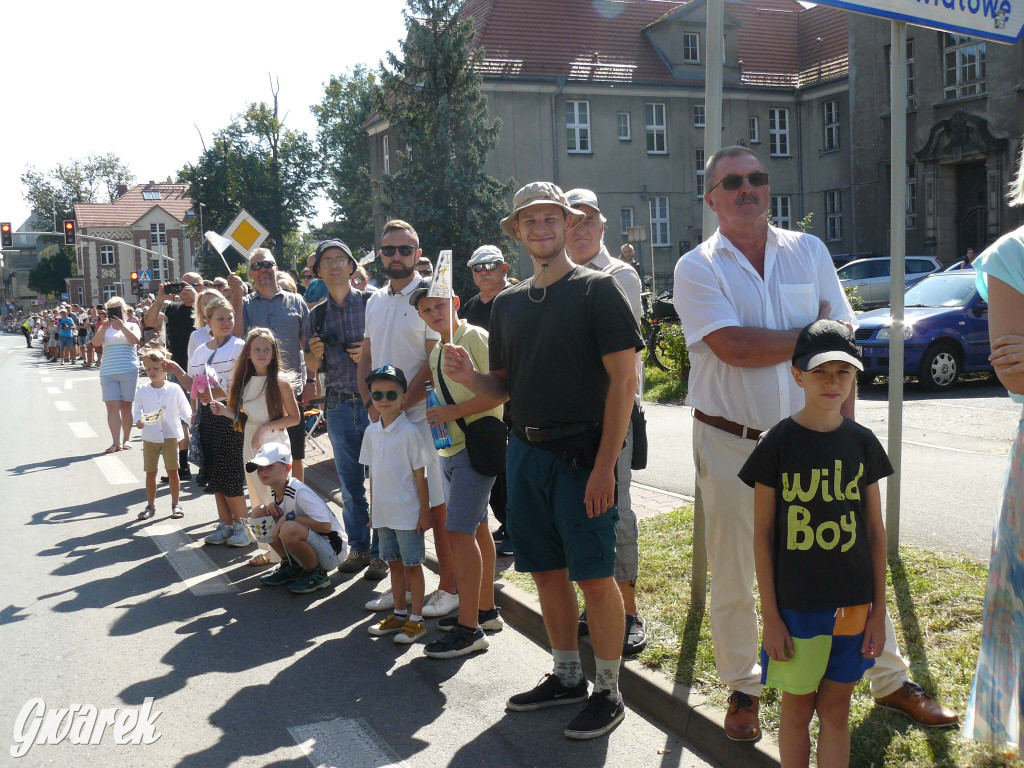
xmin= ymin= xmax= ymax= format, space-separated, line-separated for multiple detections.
xmin=424 ymin=382 xmax=452 ymax=449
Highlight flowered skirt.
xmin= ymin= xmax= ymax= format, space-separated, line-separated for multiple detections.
xmin=964 ymin=407 xmax=1024 ymax=744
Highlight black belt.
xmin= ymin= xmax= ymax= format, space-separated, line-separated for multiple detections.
xmin=693 ymin=409 xmax=762 ymax=441
xmin=516 ymin=422 xmax=599 ymax=443
xmin=326 ymin=388 xmax=361 ymax=402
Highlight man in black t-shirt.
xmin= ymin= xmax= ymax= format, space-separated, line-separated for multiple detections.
xmin=445 ymin=182 xmax=643 ymax=741
xmin=458 ymin=245 xmax=510 ymax=332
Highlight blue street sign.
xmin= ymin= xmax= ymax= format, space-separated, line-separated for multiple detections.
xmin=138 ymin=270 xmax=152 ymax=283
xmin=814 ymin=0 xmax=1021 ymax=43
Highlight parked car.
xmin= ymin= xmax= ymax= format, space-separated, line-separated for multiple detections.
xmin=831 ymin=251 xmax=882 ymax=270
xmin=854 ymin=272 xmax=991 ymax=391
xmin=837 ymin=256 xmax=942 ymax=307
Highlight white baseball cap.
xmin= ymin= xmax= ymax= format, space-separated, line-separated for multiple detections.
xmin=245 ymin=441 xmax=292 ymax=473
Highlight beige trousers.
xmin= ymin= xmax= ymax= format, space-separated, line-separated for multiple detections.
xmin=692 ymin=418 xmax=909 ymax=698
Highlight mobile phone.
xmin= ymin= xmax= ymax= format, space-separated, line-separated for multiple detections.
xmin=163 ymin=282 xmax=185 ymax=295
xmin=107 ymin=306 xmax=123 ymax=320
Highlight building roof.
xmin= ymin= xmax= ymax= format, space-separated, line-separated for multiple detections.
xmin=464 ymin=0 xmax=847 ymax=89
xmin=73 ymin=184 xmax=194 ymax=229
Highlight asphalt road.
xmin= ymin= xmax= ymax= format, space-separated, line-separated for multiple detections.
xmin=635 ymin=375 xmax=1018 ymax=562
xmin=0 ymin=333 xmax=720 ymax=768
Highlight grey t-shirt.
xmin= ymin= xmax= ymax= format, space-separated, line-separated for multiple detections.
xmin=242 ymin=290 xmax=311 ymax=388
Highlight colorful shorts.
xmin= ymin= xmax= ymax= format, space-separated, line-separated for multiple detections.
xmin=761 ymin=604 xmax=875 ymax=695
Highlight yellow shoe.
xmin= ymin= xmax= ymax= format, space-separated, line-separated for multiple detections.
xmin=394 ymin=619 xmax=426 ymax=644
xmin=368 ymin=614 xmax=406 ymax=636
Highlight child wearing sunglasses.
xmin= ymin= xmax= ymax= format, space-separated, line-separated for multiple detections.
xmin=359 ymin=364 xmax=434 ymax=645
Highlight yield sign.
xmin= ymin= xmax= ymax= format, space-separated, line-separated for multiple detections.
xmin=814 ymin=0 xmax=1021 ymax=43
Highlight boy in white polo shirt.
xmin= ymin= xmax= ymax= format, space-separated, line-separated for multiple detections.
xmin=360 ymin=364 xmax=433 ymax=645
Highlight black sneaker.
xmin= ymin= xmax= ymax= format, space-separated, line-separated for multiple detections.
xmin=623 ymin=614 xmax=648 ymax=656
xmin=438 ymin=607 xmax=504 ymax=632
xmin=577 ymin=609 xmax=589 ymax=637
xmin=424 ymin=623 xmax=489 ymax=658
xmin=506 ymin=674 xmax=588 ymax=712
xmin=495 ymin=535 xmax=514 ymax=556
xmin=564 ymin=689 xmax=626 ymax=740
xmin=491 ymin=526 xmax=507 ymax=543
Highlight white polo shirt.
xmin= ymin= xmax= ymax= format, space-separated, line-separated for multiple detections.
xmin=673 ymin=226 xmax=855 ymax=430
xmin=359 ymin=412 xmax=433 ymax=530
xmin=364 ymin=278 xmax=441 ymax=423
xmin=583 ymin=244 xmax=643 ymax=322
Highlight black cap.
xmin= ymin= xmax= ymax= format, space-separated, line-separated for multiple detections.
xmin=312 ymin=239 xmax=354 ymax=276
xmin=792 ymin=320 xmax=863 ymax=372
xmin=365 ymin=364 xmax=408 ymax=392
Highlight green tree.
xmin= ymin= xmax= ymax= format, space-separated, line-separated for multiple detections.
xmin=28 ymin=249 xmax=75 ymax=298
xmin=22 ymin=153 xmax=134 ymax=230
xmin=313 ymin=65 xmax=380 ymax=250
xmin=379 ymin=0 xmax=515 ymax=297
xmin=180 ymin=79 xmax=320 ymax=276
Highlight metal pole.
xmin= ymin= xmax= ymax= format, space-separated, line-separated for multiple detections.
xmin=886 ymin=21 xmax=907 ymax=555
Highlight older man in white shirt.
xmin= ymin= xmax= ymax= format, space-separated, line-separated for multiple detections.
xmin=674 ymin=145 xmax=957 ymax=741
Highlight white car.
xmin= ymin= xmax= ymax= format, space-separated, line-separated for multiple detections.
xmin=837 ymin=256 xmax=942 ymax=307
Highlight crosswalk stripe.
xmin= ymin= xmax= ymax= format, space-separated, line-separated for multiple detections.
xmin=54 ymin=401 xmax=74 ymax=412
xmin=68 ymin=422 xmax=98 ymax=439
xmin=41 ymin=377 xmax=53 ymax=383
xmin=46 ymin=387 xmax=60 ymax=395
xmin=92 ymin=453 xmax=136 ymax=484
xmin=142 ymin=525 xmax=237 ymax=596
xmin=289 ymin=718 xmax=409 ymax=768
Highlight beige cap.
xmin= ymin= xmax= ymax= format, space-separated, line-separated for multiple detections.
xmin=500 ymin=181 xmax=586 ymax=240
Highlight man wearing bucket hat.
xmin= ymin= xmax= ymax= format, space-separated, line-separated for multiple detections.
xmin=444 ymin=181 xmax=644 ymax=740
xmin=565 ymin=188 xmax=647 ymax=658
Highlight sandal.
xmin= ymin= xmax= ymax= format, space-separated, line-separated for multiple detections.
xmin=247 ymin=552 xmax=273 ymax=567
xmin=138 ymin=505 xmax=156 ymax=520
xmin=104 ymin=445 xmax=121 ymax=454
xmin=121 ymin=442 xmax=133 ymax=451
xmin=170 ymin=505 xmax=184 ymax=519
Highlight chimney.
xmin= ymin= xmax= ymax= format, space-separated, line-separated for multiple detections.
xmin=116 ymin=184 xmax=128 ymax=199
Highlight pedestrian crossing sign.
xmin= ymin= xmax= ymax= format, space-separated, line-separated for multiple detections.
xmin=138 ymin=270 xmax=152 ymax=282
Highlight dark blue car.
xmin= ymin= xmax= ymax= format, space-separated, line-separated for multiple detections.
xmin=854 ymin=272 xmax=991 ymax=391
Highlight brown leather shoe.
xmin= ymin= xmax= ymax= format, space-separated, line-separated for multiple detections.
xmin=874 ymin=681 xmax=959 ymax=727
xmin=725 ymin=691 xmax=761 ymax=741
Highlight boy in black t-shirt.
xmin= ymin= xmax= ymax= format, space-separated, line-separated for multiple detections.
xmin=739 ymin=320 xmax=892 ymax=768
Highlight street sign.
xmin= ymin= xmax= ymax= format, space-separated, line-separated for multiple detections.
xmin=813 ymin=0 xmax=1021 ymax=43
xmin=138 ymin=270 xmax=152 ymax=283
xmin=223 ymin=209 xmax=269 ymax=258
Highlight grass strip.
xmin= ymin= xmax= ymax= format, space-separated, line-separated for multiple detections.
xmin=502 ymin=506 xmax=1021 ymax=767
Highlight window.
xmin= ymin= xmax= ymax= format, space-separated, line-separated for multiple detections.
xmin=566 ymin=100 xmax=591 ymax=153
xmin=382 ymin=135 xmax=390 ymax=175
xmin=906 ymin=163 xmax=917 ymax=230
xmin=683 ymin=32 xmax=700 ymax=63
xmin=771 ymin=195 xmax=792 ymax=229
xmin=695 ymin=149 xmax=705 ymax=196
xmin=649 ymin=196 xmax=670 ymax=246
xmin=907 ymin=259 xmax=935 ymax=274
xmin=77 ymin=287 xmax=84 ymax=305
xmin=769 ymin=108 xmax=789 ymax=156
xmin=694 ymin=104 xmax=705 ymax=128
xmin=645 ymin=103 xmax=666 ymax=154
xmin=142 ymin=190 xmax=161 ymax=200
xmin=151 ymin=257 xmax=168 ymax=283
xmin=825 ymin=190 xmax=842 ymax=241
xmin=617 ymin=112 xmax=631 ymax=141
xmin=906 ymin=39 xmax=916 ymax=108
xmin=943 ymin=34 xmax=986 ymax=100
xmin=823 ymin=100 xmax=839 ymax=152
xmin=102 ymin=284 xmax=119 ymax=301
xmin=99 ymin=245 xmax=115 ymax=266
xmin=749 ymin=116 xmax=760 ymax=144
xmin=150 ymin=223 xmax=166 ymax=245
xmin=620 ymin=207 xmax=634 ymax=237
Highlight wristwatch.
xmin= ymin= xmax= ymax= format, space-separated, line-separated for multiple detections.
xmin=305 ymin=378 xmax=315 ymax=384
xmin=285 ymin=512 xmax=296 ymax=521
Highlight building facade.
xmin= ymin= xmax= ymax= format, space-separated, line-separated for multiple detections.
xmin=68 ymin=184 xmax=197 ymax=307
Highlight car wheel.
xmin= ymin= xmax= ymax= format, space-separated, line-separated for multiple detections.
xmin=918 ymin=343 xmax=960 ymax=392
xmin=857 ymin=372 xmax=876 ymax=388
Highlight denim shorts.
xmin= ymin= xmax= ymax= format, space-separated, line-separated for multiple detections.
xmin=377 ymin=526 xmax=425 ymax=566
xmin=441 ymin=449 xmax=496 ymax=534
xmin=283 ymin=526 xmax=343 ymax=572
xmin=58 ymin=337 xmax=75 ymax=351
xmin=101 ymin=370 xmax=140 ymax=402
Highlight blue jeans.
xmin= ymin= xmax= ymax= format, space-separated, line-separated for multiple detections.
xmin=325 ymin=396 xmax=376 ymax=556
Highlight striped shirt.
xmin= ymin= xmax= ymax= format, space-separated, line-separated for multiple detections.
xmin=188 ymin=337 xmax=245 ymax=395
xmin=99 ymin=325 xmax=141 ymax=375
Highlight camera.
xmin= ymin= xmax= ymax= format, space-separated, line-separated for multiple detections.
xmin=318 ymin=332 xmax=340 ymax=348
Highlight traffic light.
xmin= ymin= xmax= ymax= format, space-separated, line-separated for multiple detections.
xmin=0 ymin=222 xmax=11 ymax=248
xmin=63 ymin=220 xmax=76 ymax=245
xmin=130 ymin=271 xmax=140 ymax=294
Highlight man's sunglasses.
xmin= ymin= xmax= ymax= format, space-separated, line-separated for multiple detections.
xmin=301 ymin=273 xmax=313 ymax=280
xmin=381 ymin=245 xmax=416 ymax=258
xmin=249 ymin=261 xmax=276 ymax=272
xmin=472 ymin=262 xmax=502 ymax=273
xmin=370 ymin=390 xmax=400 ymax=402
xmin=707 ymin=171 xmax=770 ymax=193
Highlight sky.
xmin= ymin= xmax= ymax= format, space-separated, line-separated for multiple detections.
xmin=2 ymin=0 xmax=410 ymax=231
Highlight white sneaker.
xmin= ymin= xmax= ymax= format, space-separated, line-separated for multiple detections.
xmin=422 ymin=589 xmax=460 ymax=618
xmin=204 ymin=522 xmax=230 ymax=545
xmin=226 ymin=523 xmax=250 ymax=547
xmin=365 ymin=589 xmax=413 ymax=612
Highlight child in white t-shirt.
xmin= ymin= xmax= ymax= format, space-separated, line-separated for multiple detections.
xmin=251 ymin=442 xmax=349 ymax=594
xmin=359 ymin=364 xmax=433 ymax=645
xmin=133 ymin=347 xmax=191 ymax=520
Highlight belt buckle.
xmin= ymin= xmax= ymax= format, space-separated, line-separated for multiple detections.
xmin=524 ymin=426 xmax=541 ymax=441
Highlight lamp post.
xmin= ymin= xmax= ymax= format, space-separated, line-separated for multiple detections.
xmin=197 ymin=202 xmax=206 ymax=274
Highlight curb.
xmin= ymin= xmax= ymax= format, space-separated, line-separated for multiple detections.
xmin=305 ymin=469 xmax=781 ymax=768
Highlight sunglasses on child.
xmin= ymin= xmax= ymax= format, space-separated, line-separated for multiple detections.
xmin=370 ymin=390 xmax=400 ymax=402
xmin=707 ymin=171 xmax=770 ymax=193
xmin=249 ymin=260 xmax=276 ymax=272
xmin=380 ymin=245 xmax=416 ymax=258
xmin=472 ymin=262 xmax=502 ymax=273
